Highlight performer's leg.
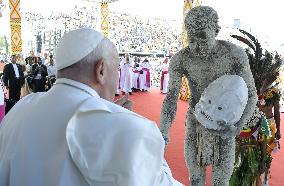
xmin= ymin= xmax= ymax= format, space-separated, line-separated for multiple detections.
xmin=212 ymin=137 xmax=235 ymax=186
xmin=185 ymin=124 xmax=206 ymax=186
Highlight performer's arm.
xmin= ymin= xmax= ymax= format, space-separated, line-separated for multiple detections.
xmin=160 ymin=55 xmax=183 ymax=144
xmin=274 ymin=101 xmax=281 ymax=139
xmin=234 ymin=49 xmax=257 ymax=135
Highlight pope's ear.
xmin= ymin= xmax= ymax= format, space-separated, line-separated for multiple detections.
xmin=93 ymin=59 xmax=106 ymax=84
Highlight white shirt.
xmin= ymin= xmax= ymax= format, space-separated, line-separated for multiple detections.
xmin=12 ymin=63 xmax=20 ymax=78
xmin=0 ymin=78 xmax=183 ymax=186
xmin=47 ymin=64 xmax=56 ymax=76
xmin=42 ymin=58 xmax=49 ymax=66
xmin=25 ymin=64 xmax=32 ymax=74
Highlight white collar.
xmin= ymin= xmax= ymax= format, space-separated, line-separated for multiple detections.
xmin=55 ymin=78 xmax=100 ymax=98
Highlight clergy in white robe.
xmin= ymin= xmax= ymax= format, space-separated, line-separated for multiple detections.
xmin=0 ymin=80 xmax=4 ymax=123
xmin=160 ymin=58 xmax=169 ymax=94
xmin=116 ymin=69 xmax=120 ymax=96
xmin=0 ymin=28 xmax=183 ymax=186
xmin=139 ymin=59 xmax=151 ymax=91
xmin=120 ymin=55 xmax=133 ymax=93
xmin=132 ymin=66 xmax=141 ymax=90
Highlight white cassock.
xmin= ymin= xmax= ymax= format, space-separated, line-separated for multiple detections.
xmin=117 ymin=58 xmax=124 ymax=94
xmin=161 ymin=63 xmax=169 ymax=94
xmin=0 ymin=81 xmax=4 ymax=106
xmin=139 ymin=62 xmax=151 ymax=91
xmin=132 ymin=67 xmax=141 ymax=89
xmin=0 ymin=80 xmax=4 ymax=123
xmin=0 ymin=78 xmax=183 ymax=186
xmin=116 ymin=69 xmax=120 ymax=94
xmin=120 ymin=63 xmax=133 ymax=93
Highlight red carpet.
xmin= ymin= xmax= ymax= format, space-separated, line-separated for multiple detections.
xmin=129 ymin=88 xmax=284 ymax=186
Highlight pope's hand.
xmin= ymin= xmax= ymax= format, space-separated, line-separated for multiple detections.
xmin=115 ymin=94 xmax=133 ymax=111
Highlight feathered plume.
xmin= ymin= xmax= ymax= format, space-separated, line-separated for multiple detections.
xmin=231 ymin=29 xmax=282 ymax=92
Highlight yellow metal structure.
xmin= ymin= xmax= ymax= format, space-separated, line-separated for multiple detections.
xmin=179 ymin=0 xmax=201 ymax=101
xmin=101 ymin=3 xmax=109 ymax=37
xmin=9 ymin=0 xmax=22 ymax=54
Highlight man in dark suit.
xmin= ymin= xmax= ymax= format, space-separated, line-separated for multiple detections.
xmin=25 ymin=51 xmax=37 ymax=65
xmin=31 ymin=58 xmax=48 ymax=92
xmin=3 ymin=55 xmax=25 ymax=113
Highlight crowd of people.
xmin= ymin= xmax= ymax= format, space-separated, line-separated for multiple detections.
xmin=0 ymin=50 xmax=171 ymax=116
xmin=117 ymin=54 xmax=170 ymax=95
xmin=0 ymin=51 xmax=57 ymax=115
xmin=109 ymin=12 xmax=182 ymax=52
xmin=22 ymin=7 xmax=182 ymax=54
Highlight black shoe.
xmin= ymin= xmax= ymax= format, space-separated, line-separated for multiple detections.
xmin=115 ymin=94 xmax=119 ymax=96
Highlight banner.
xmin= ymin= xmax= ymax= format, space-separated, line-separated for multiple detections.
xmin=101 ymin=3 xmax=109 ymax=37
xmin=10 ymin=0 xmax=22 ymax=54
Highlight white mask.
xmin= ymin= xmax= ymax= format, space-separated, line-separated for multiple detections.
xmin=194 ymin=75 xmax=248 ymax=131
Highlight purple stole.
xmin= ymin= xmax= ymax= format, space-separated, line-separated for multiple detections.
xmin=142 ymin=68 xmax=151 ymax=88
xmin=133 ymin=69 xmax=140 ymax=89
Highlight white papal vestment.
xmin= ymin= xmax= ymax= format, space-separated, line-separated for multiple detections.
xmin=0 ymin=78 xmax=183 ymax=186
xmin=120 ymin=63 xmax=133 ymax=93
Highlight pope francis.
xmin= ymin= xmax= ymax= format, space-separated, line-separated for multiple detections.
xmin=0 ymin=28 xmax=182 ymax=186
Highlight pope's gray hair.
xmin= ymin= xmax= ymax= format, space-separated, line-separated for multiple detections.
xmin=57 ymin=38 xmax=116 ymax=78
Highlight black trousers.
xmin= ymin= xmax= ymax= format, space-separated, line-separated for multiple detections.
xmin=8 ymin=79 xmax=21 ymax=101
xmin=33 ymin=79 xmax=46 ymax=92
xmin=6 ymin=79 xmax=21 ymax=114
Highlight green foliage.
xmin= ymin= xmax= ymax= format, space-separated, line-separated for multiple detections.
xmin=231 ymin=30 xmax=282 ymax=92
xmin=229 ymin=140 xmax=273 ymax=186
xmin=264 ymin=89 xmax=281 ymax=106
